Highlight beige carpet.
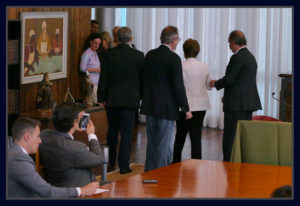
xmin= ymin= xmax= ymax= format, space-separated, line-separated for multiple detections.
xmin=96 ymin=163 xmax=145 ymax=182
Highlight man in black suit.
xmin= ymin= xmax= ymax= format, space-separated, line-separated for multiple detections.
xmin=98 ymin=27 xmax=144 ymax=174
xmin=210 ymin=30 xmax=262 ymax=161
xmin=141 ymin=26 xmax=192 ymax=172
xmin=39 ymin=103 xmax=103 ymax=187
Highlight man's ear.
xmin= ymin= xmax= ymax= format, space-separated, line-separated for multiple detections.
xmin=23 ymin=132 xmax=30 ymax=142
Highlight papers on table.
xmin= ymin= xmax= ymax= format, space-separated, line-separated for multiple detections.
xmin=95 ymin=188 xmax=109 ymax=194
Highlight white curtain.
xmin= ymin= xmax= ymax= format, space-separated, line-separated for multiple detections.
xmin=99 ymin=8 xmax=292 ymax=129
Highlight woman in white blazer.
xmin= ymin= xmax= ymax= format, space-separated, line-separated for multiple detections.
xmin=173 ymin=39 xmax=212 ymax=163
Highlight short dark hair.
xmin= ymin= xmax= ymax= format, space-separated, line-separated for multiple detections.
xmin=53 ymin=103 xmax=83 ymax=133
xmin=183 ymin=39 xmax=200 ymax=58
xmin=160 ymin=26 xmax=178 ymax=44
xmin=229 ymin=30 xmax=247 ymax=46
xmin=117 ymin=27 xmax=132 ymax=43
xmin=89 ymin=32 xmax=101 ymax=42
xmin=91 ymin=20 xmax=99 ymax=25
xmin=271 ymin=185 xmax=292 ymax=198
xmin=12 ymin=117 xmax=41 ymax=142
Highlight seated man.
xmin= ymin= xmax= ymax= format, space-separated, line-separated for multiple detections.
xmin=8 ymin=117 xmax=99 ymax=198
xmin=39 ymin=102 xmax=103 ymax=187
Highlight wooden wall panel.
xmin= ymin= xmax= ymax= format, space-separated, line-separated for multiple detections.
xmin=8 ymin=8 xmax=91 ymax=113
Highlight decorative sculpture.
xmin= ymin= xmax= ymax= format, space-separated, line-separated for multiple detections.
xmin=36 ymin=73 xmax=53 ymax=114
xmin=64 ymin=87 xmax=75 ymax=103
xmin=83 ymin=74 xmax=94 ymax=106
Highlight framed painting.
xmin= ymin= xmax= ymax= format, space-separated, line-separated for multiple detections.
xmin=20 ymin=11 xmax=68 ymax=84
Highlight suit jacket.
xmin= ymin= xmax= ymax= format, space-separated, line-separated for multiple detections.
xmin=182 ymin=58 xmax=211 ymax=111
xmin=97 ymin=43 xmax=144 ymax=108
xmin=8 ymin=143 xmax=78 ymax=198
xmin=140 ymin=45 xmax=190 ymax=120
xmin=215 ymin=47 xmax=262 ymax=112
xmin=39 ymin=129 xmax=103 ymax=187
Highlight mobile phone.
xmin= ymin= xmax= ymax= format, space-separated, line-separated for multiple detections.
xmin=79 ymin=113 xmax=90 ymax=130
xmin=143 ymin=179 xmax=158 ymax=184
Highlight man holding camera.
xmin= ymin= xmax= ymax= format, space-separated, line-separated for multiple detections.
xmin=8 ymin=117 xmax=100 ymax=198
xmin=39 ymin=102 xmax=103 ymax=187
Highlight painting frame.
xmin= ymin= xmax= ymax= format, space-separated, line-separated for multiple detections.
xmin=20 ymin=11 xmax=68 ymax=84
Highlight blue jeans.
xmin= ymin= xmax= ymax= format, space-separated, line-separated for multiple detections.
xmin=144 ymin=115 xmax=175 ymax=172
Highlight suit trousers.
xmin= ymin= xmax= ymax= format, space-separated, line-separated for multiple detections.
xmin=145 ymin=115 xmax=175 ymax=172
xmin=173 ymin=111 xmax=206 ymax=163
xmin=223 ymin=111 xmax=252 ymax=161
xmin=106 ymin=107 xmax=136 ymax=170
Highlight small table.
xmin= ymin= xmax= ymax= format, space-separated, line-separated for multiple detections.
xmin=231 ymin=120 xmax=292 ymax=166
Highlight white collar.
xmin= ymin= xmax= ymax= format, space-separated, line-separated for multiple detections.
xmin=162 ymin=44 xmax=172 ymax=51
xmin=186 ymin=57 xmax=196 ymax=61
xmin=19 ymin=145 xmax=28 ymax=155
xmin=235 ymin=46 xmax=247 ymax=54
xmin=68 ymin=133 xmax=74 ymax=140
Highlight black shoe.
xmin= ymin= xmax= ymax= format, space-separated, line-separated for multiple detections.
xmin=107 ymin=165 xmax=116 ymax=172
xmin=120 ymin=167 xmax=132 ymax=174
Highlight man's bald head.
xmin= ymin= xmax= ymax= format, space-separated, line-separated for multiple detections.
xmin=228 ymin=30 xmax=247 ymax=46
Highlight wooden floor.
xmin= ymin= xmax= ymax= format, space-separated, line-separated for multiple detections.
xmin=93 ymin=123 xmax=223 ymax=176
xmin=118 ymin=123 xmax=223 ymax=165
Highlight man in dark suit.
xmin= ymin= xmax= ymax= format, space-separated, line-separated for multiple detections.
xmin=39 ymin=103 xmax=103 ymax=187
xmin=141 ymin=26 xmax=192 ymax=172
xmin=8 ymin=117 xmax=99 ymax=198
xmin=210 ymin=30 xmax=262 ymax=161
xmin=97 ymin=27 xmax=144 ymax=174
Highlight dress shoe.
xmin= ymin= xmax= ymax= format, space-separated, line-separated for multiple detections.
xmin=120 ymin=167 xmax=132 ymax=174
xmin=107 ymin=165 xmax=116 ymax=172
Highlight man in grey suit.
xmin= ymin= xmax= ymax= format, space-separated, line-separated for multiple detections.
xmin=39 ymin=103 xmax=103 ymax=187
xmin=7 ymin=117 xmax=99 ymax=198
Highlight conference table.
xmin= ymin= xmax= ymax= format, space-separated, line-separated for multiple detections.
xmin=87 ymin=159 xmax=292 ymax=198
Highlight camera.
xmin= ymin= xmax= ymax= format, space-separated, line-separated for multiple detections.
xmin=79 ymin=113 xmax=90 ymax=130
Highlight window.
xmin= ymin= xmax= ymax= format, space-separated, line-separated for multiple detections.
xmin=115 ymin=8 xmax=127 ymax=26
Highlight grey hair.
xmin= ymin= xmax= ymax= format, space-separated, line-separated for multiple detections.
xmin=160 ymin=25 xmax=178 ymax=44
xmin=117 ymin=27 xmax=132 ymax=43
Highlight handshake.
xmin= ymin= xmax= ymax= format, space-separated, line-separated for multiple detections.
xmin=209 ymin=80 xmax=216 ymax=88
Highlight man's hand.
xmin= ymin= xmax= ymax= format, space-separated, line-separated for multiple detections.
xmin=209 ymin=80 xmax=216 ymax=88
xmin=221 ymin=96 xmax=224 ymax=103
xmin=185 ymin=111 xmax=193 ymax=120
xmin=99 ymin=102 xmax=106 ymax=107
xmin=86 ymin=120 xmax=95 ymax=135
xmin=80 ymin=182 xmax=99 ymax=197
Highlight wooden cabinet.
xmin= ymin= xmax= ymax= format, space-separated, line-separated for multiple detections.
xmin=279 ymin=74 xmax=292 ymax=122
xmin=8 ymin=20 xmax=21 ymax=136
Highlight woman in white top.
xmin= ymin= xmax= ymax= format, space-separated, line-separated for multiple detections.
xmin=173 ymin=39 xmax=212 ymax=163
xmin=80 ymin=33 xmax=101 ymax=104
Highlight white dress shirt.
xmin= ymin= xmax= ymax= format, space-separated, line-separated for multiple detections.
xmin=234 ymin=45 xmax=247 ymax=54
xmin=182 ymin=58 xmax=212 ymax=111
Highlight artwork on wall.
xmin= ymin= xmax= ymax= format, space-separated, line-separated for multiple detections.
xmin=20 ymin=12 xmax=68 ymax=84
